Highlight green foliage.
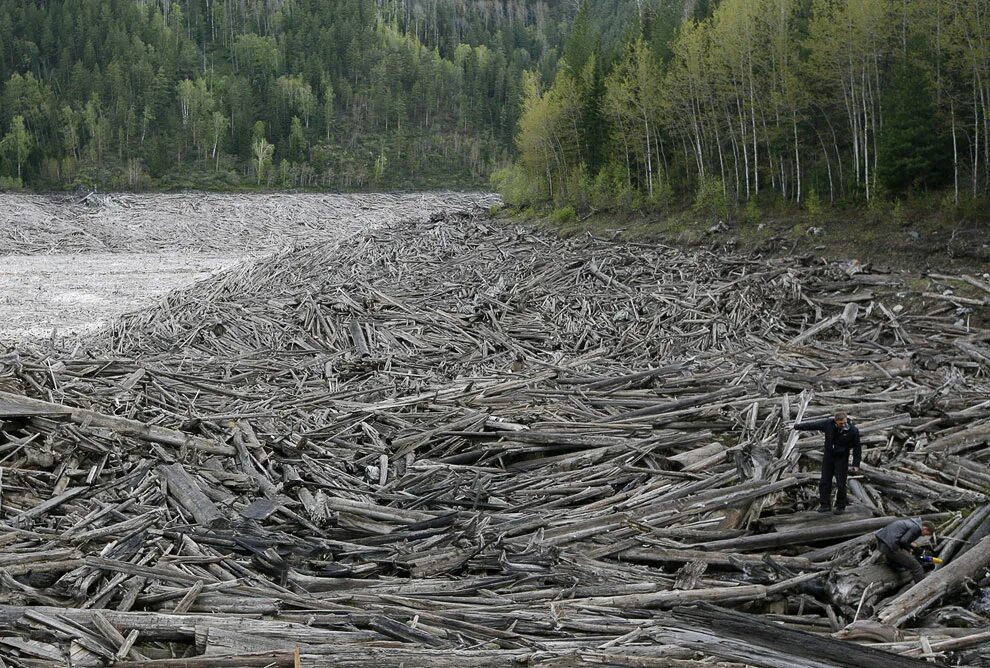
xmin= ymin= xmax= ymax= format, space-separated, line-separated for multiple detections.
xmin=251 ymin=123 xmax=275 ymax=185
xmin=877 ymin=49 xmax=952 ymax=194
xmin=0 ymin=0 xmax=585 ymax=190
xmin=1 ymin=0 xmax=982 ymax=203
xmin=743 ymin=199 xmax=761 ymax=225
xmin=563 ymin=2 xmax=595 ymax=75
xmin=562 ymin=165 xmax=592 ymax=211
xmin=693 ymin=176 xmax=729 ymax=219
xmin=550 ymin=205 xmax=578 ymax=225
xmin=805 ymin=188 xmax=823 ymax=221
xmin=591 ymin=161 xmax=633 ymax=209
xmin=288 ymin=117 xmax=306 ymax=162
xmin=374 ymin=149 xmax=388 ymax=183
xmin=502 ymin=0 xmax=985 ymax=224
xmin=490 ymin=165 xmax=542 ymax=207
xmin=2 ymin=115 xmax=33 ymax=180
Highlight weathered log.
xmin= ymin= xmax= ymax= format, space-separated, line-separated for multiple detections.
xmin=825 ymin=563 xmax=906 ymax=616
xmin=696 ymin=514 xmax=951 ymax=553
xmin=561 ymin=572 xmax=823 ymax=609
xmin=110 ymin=651 xmax=298 ymax=667
xmin=657 ymin=604 xmax=933 ymax=668
xmin=157 ymin=464 xmax=227 ymax=528
xmin=0 ymin=389 xmax=233 ymax=455
xmin=617 ymin=546 xmax=822 ymax=572
xmin=5 ymin=206 xmax=990 ymax=664
xmin=0 ymin=605 xmax=377 ymax=644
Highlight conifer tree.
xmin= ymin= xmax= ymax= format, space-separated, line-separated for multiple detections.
xmin=877 ymin=48 xmax=952 ymax=193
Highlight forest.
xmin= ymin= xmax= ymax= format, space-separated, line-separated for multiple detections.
xmin=497 ymin=0 xmax=990 ymax=217
xmin=0 ymin=0 xmax=578 ymax=190
xmin=0 ymin=0 xmax=987 ymax=213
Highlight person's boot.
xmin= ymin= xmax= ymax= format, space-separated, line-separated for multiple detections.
xmin=833 ymin=506 xmax=846 ymax=515
xmin=816 ymin=504 xmax=831 ymax=513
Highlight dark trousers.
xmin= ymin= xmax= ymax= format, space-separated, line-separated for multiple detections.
xmin=878 ymin=541 xmax=925 ymax=583
xmin=819 ymin=449 xmax=850 ymax=508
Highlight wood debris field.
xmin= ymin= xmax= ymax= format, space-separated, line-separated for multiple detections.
xmin=1 ymin=197 xmax=990 ymax=667
xmin=0 ymin=192 xmax=494 ymax=339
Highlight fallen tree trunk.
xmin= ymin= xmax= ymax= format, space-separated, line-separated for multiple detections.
xmin=111 ymin=652 xmax=298 ymax=668
xmin=0 ymin=389 xmax=233 ymax=455
xmin=657 ymin=604 xmax=933 ymax=668
xmin=696 ymin=514 xmax=951 ymax=553
xmin=825 ymin=563 xmax=906 ymax=616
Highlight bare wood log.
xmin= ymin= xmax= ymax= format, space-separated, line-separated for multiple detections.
xmin=657 ymin=604 xmax=933 ymax=668
xmin=0 ymin=390 xmax=233 ymax=455
xmin=617 ymin=546 xmax=822 ymax=572
xmin=939 ymin=503 xmax=990 ymax=562
xmin=158 ymin=464 xmax=228 ymax=528
xmin=789 ymin=312 xmax=846 ymax=345
xmin=0 ymin=605 xmax=376 ymax=643
xmin=877 ymin=534 xmax=990 ymax=627
xmin=9 ymin=487 xmax=87 ymax=527
xmin=922 ymin=420 xmax=990 ymax=454
xmin=696 ymin=514 xmax=952 ymax=553
xmin=663 ymin=443 xmax=726 ymax=470
xmin=348 ymin=319 xmax=371 ymax=357
xmin=922 ymin=291 xmax=990 ymax=307
xmin=825 ymin=564 xmax=906 ymax=615
xmin=561 ymin=572 xmax=822 ymax=609
xmin=6 ymin=205 xmax=990 ymax=663
xmin=110 ymin=651 xmax=298 ymax=667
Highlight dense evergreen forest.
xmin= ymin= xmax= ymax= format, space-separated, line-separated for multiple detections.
xmin=498 ymin=0 xmax=990 ymax=216
xmin=1 ymin=0 xmax=987 ymax=211
xmin=0 ymin=0 xmax=585 ymax=190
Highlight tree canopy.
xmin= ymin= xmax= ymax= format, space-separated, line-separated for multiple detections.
xmin=0 ymin=0 xmax=583 ymax=189
xmin=499 ymin=0 xmax=989 ymax=210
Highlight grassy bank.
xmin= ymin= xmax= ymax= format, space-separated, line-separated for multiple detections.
xmin=502 ymin=196 xmax=990 ymax=276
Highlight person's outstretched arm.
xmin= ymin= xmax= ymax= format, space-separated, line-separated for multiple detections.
xmin=794 ymin=418 xmax=831 ymax=432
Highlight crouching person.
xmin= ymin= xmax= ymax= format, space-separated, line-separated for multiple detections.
xmin=874 ymin=518 xmax=935 ymax=584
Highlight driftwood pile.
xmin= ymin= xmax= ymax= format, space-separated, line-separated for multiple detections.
xmin=1 ymin=209 xmax=990 ymax=667
xmin=0 ymin=192 xmax=498 ymax=255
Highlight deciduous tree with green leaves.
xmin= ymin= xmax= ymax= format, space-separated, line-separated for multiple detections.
xmin=2 ymin=115 xmax=33 ymax=180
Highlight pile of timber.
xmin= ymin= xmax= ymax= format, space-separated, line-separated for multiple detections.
xmin=0 ymin=192 xmax=498 ymax=255
xmin=1 ymin=209 xmax=989 ymax=667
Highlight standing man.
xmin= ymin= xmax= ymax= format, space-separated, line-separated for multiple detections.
xmin=793 ymin=411 xmax=861 ymax=514
xmin=875 ymin=518 xmax=935 ymax=583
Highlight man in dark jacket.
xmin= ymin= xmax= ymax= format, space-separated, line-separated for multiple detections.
xmin=875 ymin=518 xmax=935 ymax=583
xmin=794 ymin=411 xmax=861 ymax=514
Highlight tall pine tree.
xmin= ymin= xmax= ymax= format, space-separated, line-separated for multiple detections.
xmin=877 ymin=48 xmax=951 ymax=194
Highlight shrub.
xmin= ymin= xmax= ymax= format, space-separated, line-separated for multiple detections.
xmin=805 ymin=188 xmax=823 ymax=221
xmin=693 ymin=175 xmax=729 ymax=219
xmin=743 ymin=199 xmax=761 ymax=225
xmin=491 ymin=165 xmax=542 ymax=207
xmin=549 ymin=205 xmax=577 ymax=225
xmin=892 ymin=199 xmax=908 ymax=225
xmin=562 ymin=164 xmax=591 ymax=211
xmin=647 ymin=176 xmax=673 ymax=212
xmin=591 ymin=161 xmax=632 ymax=210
